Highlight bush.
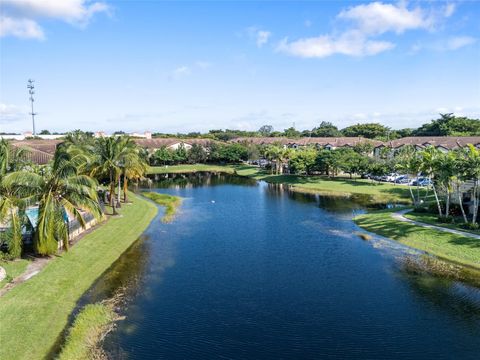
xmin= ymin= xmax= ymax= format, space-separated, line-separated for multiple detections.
xmin=460 ymin=222 xmax=480 ymax=231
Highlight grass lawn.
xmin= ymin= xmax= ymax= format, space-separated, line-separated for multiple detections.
xmin=0 ymin=193 xmax=157 ymax=360
xmin=0 ymin=258 xmax=30 ymax=288
xmin=404 ymin=212 xmax=480 ymax=236
xmin=148 ymin=164 xmax=412 ymax=203
xmin=142 ymin=192 xmax=182 ymax=222
xmin=354 ymin=209 xmax=480 ymax=269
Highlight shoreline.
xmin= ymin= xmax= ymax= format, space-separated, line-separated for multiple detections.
xmin=354 ymin=209 xmax=480 ymax=271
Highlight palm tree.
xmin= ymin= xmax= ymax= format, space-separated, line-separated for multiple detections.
xmin=0 ymin=180 xmax=25 ymax=259
xmin=4 ymin=149 xmax=103 ymax=255
xmin=117 ymin=136 xmax=147 ymax=203
xmin=419 ymin=146 xmax=443 ymax=217
xmin=89 ymin=137 xmax=125 ymax=215
xmin=395 ymin=145 xmax=421 ymax=205
xmin=461 ymin=144 xmax=480 ymax=225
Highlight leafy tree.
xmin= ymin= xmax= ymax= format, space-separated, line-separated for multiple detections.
xmin=39 ymin=130 xmax=51 ymax=135
xmin=289 ymin=148 xmax=317 ymax=174
xmin=341 ymin=123 xmax=390 ymax=139
xmin=258 ymin=125 xmax=274 ymax=137
xmin=283 ymin=127 xmax=301 ymax=138
xmin=187 ymin=144 xmax=208 ymax=164
xmin=174 ymin=144 xmax=188 ymax=164
xmin=310 ymin=121 xmax=341 ymax=137
xmin=413 ymin=113 xmax=480 ymax=136
xmin=152 ymin=146 xmax=175 ymax=166
xmin=353 ymin=142 xmax=374 ymax=156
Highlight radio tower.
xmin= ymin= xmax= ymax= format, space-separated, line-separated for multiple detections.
xmin=27 ymin=79 xmax=37 ymax=136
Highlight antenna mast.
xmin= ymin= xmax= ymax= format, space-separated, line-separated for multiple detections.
xmin=27 ymin=79 xmax=37 ymax=136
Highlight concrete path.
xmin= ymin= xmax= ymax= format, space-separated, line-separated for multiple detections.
xmin=392 ymin=209 xmax=480 ymax=240
xmin=0 ymin=256 xmax=51 ymax=297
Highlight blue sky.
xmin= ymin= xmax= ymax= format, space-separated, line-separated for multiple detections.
xmin=0 ymin=0 xmax=479 ymax=134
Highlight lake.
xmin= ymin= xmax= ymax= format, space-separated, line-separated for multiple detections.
xmin=80 ymin=173 xmax=480 ymax=359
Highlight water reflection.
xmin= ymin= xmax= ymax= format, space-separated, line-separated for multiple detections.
xmin=147 ymin=172 xmax=257 ymax=189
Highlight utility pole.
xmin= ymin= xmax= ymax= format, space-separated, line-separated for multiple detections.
xmin=27 ymin=79 xmax=37 ymax=136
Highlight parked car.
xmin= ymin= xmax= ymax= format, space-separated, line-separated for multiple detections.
xmin=394 ymin=175 xmax=410 ymax=184
xmin=386 ymin=173 xmax=399 ymax=182
xmin=418 ymin=178 xmax=432 ymax=186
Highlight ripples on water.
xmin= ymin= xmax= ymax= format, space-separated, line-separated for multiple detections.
xmin=73 ymin=173 xmax=480 ymax=359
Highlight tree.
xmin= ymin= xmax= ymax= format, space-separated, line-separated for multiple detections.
xmin=187 ymin=144 xmax=207 ymax=164
xmin=460 ymin=145 xmax=480 ymax=225
xmin=174 ymin=144 xmax=188 ymax=164
xmin=341 ymin=123 xmax=390 ymax=139
xmin=289 ymin=148 xmax=317 ymax=175
xmin=353 ymin=142 xmax=374 ymax=156
xmin=117 ymin=137 xmax=147 ymax=203
xmin=395 ymin=145 xmax=422 ymax=205
xmin=258 ymin=125 xmax=274 ymax=137
xmin=419 ymin=146 xmax=444 ymax=217
xmin=413 ymin=113 xmax=480 ymax=136
xmin=283 ymin=127 xmax=301 ymax=138
xmin=310 ymin=122 xmax=341 ymax=137
xmin=152 ymin=146 xmax=175 ymax=166
xmin=39 ymin=130 xmax=51 ymax=135
xmin=90 ymin=137 xmax=129 ymax=215
xmin=5 ymin=149 xmax=102 ymax=255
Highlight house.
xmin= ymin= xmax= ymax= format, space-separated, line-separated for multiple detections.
xmin=134 ymin=138 xmax=211 ymax=153
xmin=10 ymin=139 xmax=63 ymax=165
xmin=377 ymin=136 xmax=480 ymax=156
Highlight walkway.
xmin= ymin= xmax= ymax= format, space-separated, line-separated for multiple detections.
xmin=392 ymin=209 xmax=480 ymax=240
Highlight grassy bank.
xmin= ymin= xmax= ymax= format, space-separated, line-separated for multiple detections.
xmin=58 ymin=303 xmax=116 ymax=360
xmin=142 ymin=192 xmax=182 ymax=222
xmin=148 ymin=164 xmax=412 ymax=202
xmin=354 ymin=209 xmax=480 ymax=269
xmin=0 ymin=193 xmax=157 ymax=360
xmin=404 ymin=212 xmax=480 ymax=235
xmin=0 ymin=258 xmax=30 ymax=288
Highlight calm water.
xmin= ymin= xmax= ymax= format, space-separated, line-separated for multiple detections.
xmin=82 ymin=173 xmax=480 ymax=359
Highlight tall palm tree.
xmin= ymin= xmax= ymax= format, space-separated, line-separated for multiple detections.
xmin=419 ymin=146 xmax=443 ymax=217
xmin=90 ymin=137 xmax=125 ymax=215
xmin=395 ymin=145 xmax=421 ymax=205
xmin=461 ymin=144 xmax=480 ymax=225
xmin=117 ymin=136 xmax=147 ymax=203
xmin=4 ymin=149 xmax=103 ymax=255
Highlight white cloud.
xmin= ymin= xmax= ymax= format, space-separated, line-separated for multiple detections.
xmin=195 ymin=61 xmax=212 ymax=69
xmin=246 ymin=27 xmax=272 ymax=48
xmin=0 ymin=16 xmax=44 ymax=39
xmin=277 ymin=30 xmax=394 ymax=58
xmin=446 ymin=36 xmax=476 ymax=50
xmin=0 ymin=0 xmax=110 ymax=39
xmin=277 ymin=1 xmax=461 ymax=59
xmin=338 ymin=2 xmax=433 ymax=35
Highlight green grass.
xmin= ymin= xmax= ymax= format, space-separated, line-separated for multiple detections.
xmin=404 ymin=212 xmax=480 ymax=235
xmin=142 ymin=192 xmax=182 ymax=222
xmin=0 ymin=193 xmax=157 ymax=360
xmin=148 ymin=164 xmax=412 ymax=203
xmin=58 ymin=303 xmax=115 ymax=360
xmin=354 ymin=209 xmax=480 ymax=269
xmin=0 ymin=258 xmax=30 ymax=288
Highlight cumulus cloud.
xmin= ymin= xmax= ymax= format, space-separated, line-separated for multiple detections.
xmin=277 ymin=1 xmax=460 ymax=59
xmin=411 ymin=35 xmax=476 ymax=53
xmin=0 ymin=0 xmax=110 ymax=39
xmin=277 ymin=30 xmax=395 ymax=58
xmin=246 ymin=26 xmax=272 ymax=47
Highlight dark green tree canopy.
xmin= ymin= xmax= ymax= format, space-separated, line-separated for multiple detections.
xmin=341 ymin=123 xmax=390 ymax=139
xmin=310 ymin=121 xmax=342 ymax=137
xmin=413 ymin=113 xmax=480 ymax=136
